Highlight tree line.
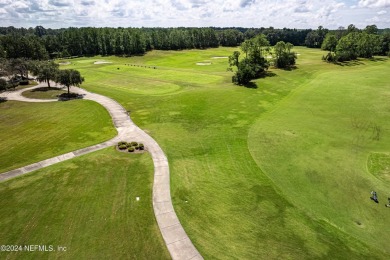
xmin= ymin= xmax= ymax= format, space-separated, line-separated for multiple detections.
xmin=0 ymin=26 xmax=314 ymax=59
xmin=1 ymin=25 xmax=387 ymax=61
xmin=305 ymin=25 xmax=390 ymax=61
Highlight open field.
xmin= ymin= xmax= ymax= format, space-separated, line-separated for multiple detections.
xmin=0 ymin=100 xmax=116 ymax=173
xmin=54 ymin=47 xmax=389 ymax=258
xmin=0 ymin=148 xmax=170 ymax=259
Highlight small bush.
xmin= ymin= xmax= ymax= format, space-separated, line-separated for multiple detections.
xmin=19 ymin=80 xmax=29 ymax=85
xmin=58 ymin=93 xmax=82 ymax=99
xmin=322 ymin=52 xmax=336 ymax=62
xmin=128 ymin=147 xmax=135 ymax=152
xmin=118 ymin=144 xmax=127 ymax=150
xmin=138 ymin=143 xmax=144 ymax=150
xmin=130 ymin=141 xmax=138 ymax=147
xmin=126 ymin=142 xmax=132 ymax=148
xmin=118 ymin=141 xmax=127 ymax=146
xmin=0 ymin=79 xmax=6 ymax=91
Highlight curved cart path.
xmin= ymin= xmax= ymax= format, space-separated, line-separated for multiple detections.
xmin=0 ymin=84 xmax=203 ymax=260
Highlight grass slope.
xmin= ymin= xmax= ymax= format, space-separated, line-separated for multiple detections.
xmin=0 ymin=148 xmax=170 ymax=260
xmin=248 ymin=57 xmax=390 ymax=254
xmin=59 ymin=47 xmax=389 ymax=258
xmin=0 ymin=100 xmax=116 ymax=173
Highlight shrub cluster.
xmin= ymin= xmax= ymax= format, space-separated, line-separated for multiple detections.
xmin=117 ymin=141 xmax=145 ymax=153
xmin=58 ymin=92 xmax=82 ymax=99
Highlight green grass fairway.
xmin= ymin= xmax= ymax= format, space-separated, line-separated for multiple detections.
xmin=56 ymin=47 xmax=389 ymax=258
xmin=0 ymin=100 xmax=116 ymax=173
xmin=0 ymin=148 xmax=170 ymax=259
xmin=248 ymin=56 xmax=390 ymax=253
xmin=22 ymin=86 xmax=67 ymax=99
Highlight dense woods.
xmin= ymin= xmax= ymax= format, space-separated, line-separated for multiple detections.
xmin=306 ymin=25 xmax=390 ymax=61
xmin=323 ymin=26 xmax=389 ymax=62
xmin=0 ymin=25 xmax=389 ymax=90
xmin=0 ymin=26 xmax=312 ymax=59
xmin=0 ymin=25 xmax=388 ymax=61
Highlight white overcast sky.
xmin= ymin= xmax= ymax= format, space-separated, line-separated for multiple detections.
xmin=0 ymin=0 xmax=389 ymax=29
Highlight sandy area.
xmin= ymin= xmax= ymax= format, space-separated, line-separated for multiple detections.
xmin=94 ymin=61 xmax=113 ymax=64
xmin=211 ymin=56 xmax=228 ymax=59
xmin=59 ymin=62 xmax=71 ymax=65
xmin=196 ymin=62 xmax=212 ymax=65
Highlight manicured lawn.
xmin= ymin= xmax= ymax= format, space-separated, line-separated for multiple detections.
xmin=0 ymin=100 xmax=116 ymax=173
xmin=248 ymin=56 xmax=390 ymax=253
xmin=22 ymin=86 xmax=67 ymax=99
xmin=59 ymin=47 xmax=390 ymax=258
xmin=0 ymin=148 xmax=170 ymax=259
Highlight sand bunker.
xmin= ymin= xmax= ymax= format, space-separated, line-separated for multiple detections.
xmin=59 ymin=62 xmax=71 ymax=65
xmin=196 ymin=62 xmax=212 ymax=66
xmin=94 ymin=61 xmax=113 ymax=64
xmin=211 ymin=56 xmax=228 ymax=59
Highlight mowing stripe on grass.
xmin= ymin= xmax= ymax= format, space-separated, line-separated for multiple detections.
xmin=0 ymin=83 xmax=203 ymax=260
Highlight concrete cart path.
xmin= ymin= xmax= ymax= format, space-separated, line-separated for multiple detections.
xmin=0 ymin=84 xmax=203 ymax=260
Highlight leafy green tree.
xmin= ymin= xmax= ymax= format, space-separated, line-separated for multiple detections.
xmin=0 ymin=58 xmax=9 ymax=78
xmin=218 ymin=29 xmax=244 ymax=47
xmin=31 ymin=60 xmax=59 ymax=88
xmin=228 ymin=34 xmax=270 ymax=85
xmin=240 ymin=40 xmax=252 ymax=58
xmin=232 ymin=59 xmax=256 ymax=85
xmin=364 ymin=25 xmax=378 ymax=35
xmin=0 ymin=78 xmax=7 ymax=91
xmin=357 ymin=33 xmax=381 ymax=58
xmin=347 ymin=24 xmax=359 ymax=34
xmin=8 ymin=58 xmax=30 ymax=80
xmin=305 ymin=26 xmax=328 ymax=48
xmin=272 ymin=41 xmax=297 ymax=68
xmin=334 ymin=32 xmax=381 ymax=61
xmin=0 ymin=44 xmax=5 ymax=58
xmin=56 ymin=69 xmax=84 ymax=95
xmin=321 ymin=33 xmax=338 ymax=51
xmin=380 ymin=32 xmax=390 ymax=56
xmin=335 ymin=33 xmax=359 ymax=61
xmin=228 ymin=51 xmax=240 ymax=67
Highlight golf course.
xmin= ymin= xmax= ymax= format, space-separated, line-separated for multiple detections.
xmin=1 ymin=46 xmax=389 ymax=259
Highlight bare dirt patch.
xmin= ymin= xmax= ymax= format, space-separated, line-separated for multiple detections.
xmin=59 ymin=62 xmax=71 ymax=65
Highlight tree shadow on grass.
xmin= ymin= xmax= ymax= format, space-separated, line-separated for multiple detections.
xmin=281 ymin=65 xmax=298 ymax=71
xmin=0 ymin=97 xmax=7 ymax=103
xmin=244 ymin=71 xmax=278 ymax=89
xmin=334 ymin=60 xmax=365 ymax=67
xmin=369 ymin=57 xmax=388 ymax=62
xmin=31 ymin=87 xmax=64 ymax=92
xmin=258 ymin=71 xmax=277 ymax=79
xmin=243 ymin=82 xmax=258 ymax=89
xmin=58 ymin=92 xmax=85 ymax=101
